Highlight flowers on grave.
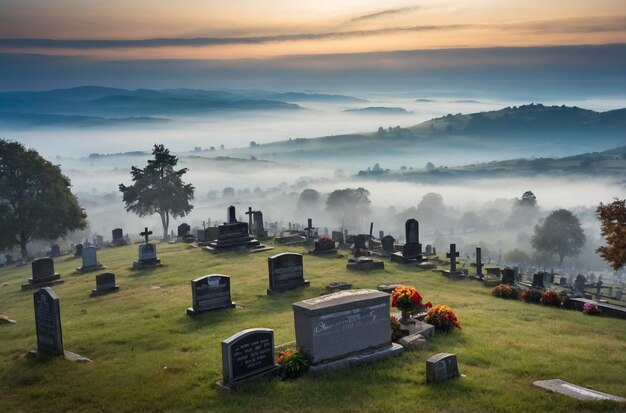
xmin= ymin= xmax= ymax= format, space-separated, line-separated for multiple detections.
xmin=540 ymin=290 xmax=562 ymax=307
xmin=390 ymin=315 xmax=403 ymax=341
xmin=391 ymin=285 xmax=432 ymax=323
xmin=491 ymin=284 xmax=518 ymax=299
xmin=582 ymin=302 xmax=602 ymax=316
xmin=520 ymin=288 xmax=543 ymax=303
xmin=424 ymin=305 xmax=462 ymax=333
xmin=276 ymin=347 xmax=310 ymax=380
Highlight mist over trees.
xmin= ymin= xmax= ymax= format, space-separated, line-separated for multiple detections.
xmin=531 ymin=209 xmax=586 ymax=265
xmin=119 ymin=144 xmax=194 ymax=240
xmin=326 ymin=187 xmax=371 ymax=230
xmin=0 ymin=139 xmax=87 ymax=261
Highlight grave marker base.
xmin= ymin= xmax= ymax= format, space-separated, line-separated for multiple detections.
xmin=441 ymin=270 xmax=465 ymax=279
xmin=308 ymin=343 xmax=403 ymax=374
xmin=534 ymin=379 xmax=626 ymax=402
xmin=76 ymin=264 xmax=106 ymax=273
xmin=90 ymin=286 xmax=120 ymax=297
xmin=267 ymin=281 xmax=310 ymax=295
xmin=215 ymin=365 xmax=280 ymax=392
xmin=21 ymin=276 xmax=63 ymax=291
xmin=186 ymin=302 xmax=236 ymax=316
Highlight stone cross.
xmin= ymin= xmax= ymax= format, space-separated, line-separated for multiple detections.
xmin=245 ymin=207 xmax=255 ymax=234
xmin=140 ymin=227 xmax=152 ymax=243
xmin=447 ymin=243 xmax=460 ymax=272
xmin=475 ymin=247 xmax=483 ymax=279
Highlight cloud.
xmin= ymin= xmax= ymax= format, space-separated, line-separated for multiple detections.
xmin=500 ymin=15 xmax=626 ymax=34
xmin=347 ymin=6 xmax=420 ymax=23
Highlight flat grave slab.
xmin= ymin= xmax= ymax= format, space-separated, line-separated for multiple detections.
xmin=533 ymin=379 xmax=626 ymax=402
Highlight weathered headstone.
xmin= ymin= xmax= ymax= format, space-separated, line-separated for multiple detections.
xmin=353 ymin=234 xmax=367 ymax=255
xmin=559 ymin=277 xmax=567 ymax=286
xmin=381 ymin=235 xmax=395 ymax=255
xmin=442 ymin=244 xmax=463 ymax=278
xmin=573 ymin=275 xmax=586 ymax=295
xmin=50 ymin=244 xmax=61 ymax=258
xmin=132 ymin=228 xmax=162 ymax=269
xmin=426 ymin=353 xmax=460 ymax=383
xmin=77 ymin=246 xmax=104 ymax=272
xmin=501 ymin=268 xmax=515 ymax=285
xmin=533 ymin=379 xmax=626 ymax=402
xmin=310 ymin=237 xmax=337 ymax=255
xmin=187 ymin=274 xmax=236 ymax=316
xmin=22 ymin=258 xmax=63 ymax=290
xmin=475 ymin=247 xmax=484 ymax=279
xmin=331 ymin=231 xmax=344 ymax=243
xmin=390 ymin=219 xmax=424 ymax=264
xmin=267 ymin=253 xmax=309 ymax=294
xmin=34 ymin=287 xmax=63 ymax=356
xmin=111 ymin=228 xmax=126 ymax=246
xmin=218 ymin=328 xmax=277 ymax=390
xmin=532 ymin=272 xmax=545 ymax=289
xmin=347 ymin=256 xmax=385 ymax=271
xmin=90 ymin=273 xmax=119 ymax=296
xmin=74 ymin=243 xmax=83 ymax=257
xmin=177 ymin=223 xmax=191 ymax=238
xmin=252 ymin=211 xmax=267 ymax=238
xmin=292 ymin=289 xmax=402 ymax=371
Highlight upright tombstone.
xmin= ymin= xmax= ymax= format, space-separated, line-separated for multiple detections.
xmin=293 ymin=289 xmax=403 ymax=372
xmin=442 ymin=244 xmax=464 ymax=278
xmin=559 ymin=277 xmax=568 ymax=287
xmin=205 ymin=206 xmax=270 ymax=253
xmin=573 ymin=275 xmax=586 ymax=296
xmin=33 ymin=287 xmax=63 ymax=356
xmin=252 ymin=211 xmax=268 ymax=239
xmin=331 ymin=231 xmax=344 ymax=244
xmin=22 ymin=258 xmax=63 ymax=290
xmin=218 ymin=328 xmax=278 ymax=390
xmin=74 ymin=243 xmax=83 ymax=257
xmin=424 ymin=244 xmax=433 ymax=256
xmin=177 ymin=223 xmax=191 ymax=238
xmin=475 ymin=247 xmax=484 ymax=279
xmin=90 ymin=273 xmax=120 ymax=296
xmin=50 ymin=244 xmax=61 ymax=258
xmin=132 ymin=228 xmax=163 ymax=269
xmin=94 ymin=235 xmax=104 ymax=248
xmin=353 ymin=234 xmax=368 ymax=256
xmin=267 ymin=253 xmax=309 ymax=294
xmin=309 ymin=236 xmax=337 ymax=256
xmin=304 ymin=218 xmax=318 ymax=239
xmin=426 ymin=353 xmax=460 ymax=384
xmin=111 ymin=228 xmax=127 ymax=246
xmin=390 ymin=219 xmax=425 ymax=264
xmin=76 ymin=246 xmax=105 ymax=273
xmin=501 ymin=268 xmax=516 ymax=286
xmin=187 ymin=274 xmax=236 ymax=316
xmin=532 ymin=272 xmax=545 ymax=289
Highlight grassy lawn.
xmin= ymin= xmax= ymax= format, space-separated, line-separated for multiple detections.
xmin=0 ymin=242 xmax=624 ymax=412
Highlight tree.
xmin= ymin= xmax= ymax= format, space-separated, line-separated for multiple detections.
xmin=517 ymin=190 xmax=537 ymax=207
xmin=531 ymin=209 xmax=585 ymax=266
xmin=119 ymin=144 xmax=194 ymax=240
xmin=596 ymin=198 xmax=626 ymax=270
xmin=0 ymin=139 xmax=87 ymax=261
xmin=297 ymin=189 xmax=321 ymax=210
xmin=506 ymin=248 xmax=530 ymax=264
xmin=326 ymin=187 xmax=371 ymax=229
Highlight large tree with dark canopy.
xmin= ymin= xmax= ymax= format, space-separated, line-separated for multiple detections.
xmin=531 ymin=209 xmax=585 ymax=266
xmin=119 ymin=144 xmax=194 ymax=240
xmin=596 ymin=198 xmax=626 ymax=270
xmin=326 ymin=187 xmax=370 ymax=230
xmin=0 ymin=139 xmax=87 ymax=261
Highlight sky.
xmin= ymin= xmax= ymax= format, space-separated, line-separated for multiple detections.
xmin=0 ymin=1 xmax=625 ymax=92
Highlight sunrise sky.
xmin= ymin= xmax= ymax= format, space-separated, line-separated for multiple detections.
xmin=0 ymin=0 xmax=625 ymax=92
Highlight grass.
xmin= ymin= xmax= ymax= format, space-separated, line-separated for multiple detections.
xmin=0 ymin=242 xmax=625 ymax=412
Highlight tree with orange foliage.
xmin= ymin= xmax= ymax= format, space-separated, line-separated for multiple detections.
xmin=596 ymin=198 xmax=626 ymax=270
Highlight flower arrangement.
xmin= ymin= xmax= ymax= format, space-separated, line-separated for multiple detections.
xmin=491 ymin=284 xmax=518 ymax=299
xmin=540 ymin=290 xmax=562 ymax=307
xmin=520 ymin=288 xmax=542 ymax=303
xmin=391 ymin=285 xmax=431 ymax=323
xmin=390 ymin=316 xmax=403 ymax=341
xmin=424 ymin=304 xmax=462 ymax=333
xmin=276 ymin=348 xmax=310 ymax=380
xmin=582 ymin=302 xmax=602 ymax=316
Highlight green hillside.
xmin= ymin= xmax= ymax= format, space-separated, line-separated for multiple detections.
xmin=1 ymin=242 xmax=624 ymax=412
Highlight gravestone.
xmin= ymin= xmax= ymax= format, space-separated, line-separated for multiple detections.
xmin=74 ymin=243 xmax=83 ymax=257
xmin=347 ymin=256 xmax=385 ymax=271
xmin=187 ymin=274 xmax=236 ymax=316
xmin=379 ymin=230 xmax=384 ymax=239
xmin=501 ymin=268 xmax=515 ymax=286
xmin=132 ymin=228 xmax=162 ymax=269
xmin=267 ymin=253 xmax=309 ymax=294
xmin=205 ymin=206 xmax=270 ymax=253
xmin=304 ymin=218 xmax=318 ymax=239
xmin=177 ymin=223 xmax=191 ymax=238
xmin=94 ymin=235 xmax=104 ymax=247
xmin=390 ymin=219 xmax=424 ymax=264
xmin=252 ymin=211 xmax=268 ymax=238
xmin=111 ymin=228 xmax=126 ymax=246
xmin=218 ymin=328 xmax=277 ymax=390
xmin=34 ymin=287 xmax=63 ymax=356
xmin=90 ymin=273 xmax=119 ymax=296
xmin=424 ymin=244 xmax=433 ymax=256
xmin=475 ymin=247 xmax=484 ymax=279
xmin=559 ymin=277 xmax=567 ymax=286
xmin=486 ymin=267 xmax=501 ymax=278
xmin=442 ymin=244 xmax=464 ymax=278
xmin=426 ymin=353 xmax=460 ymax=384
xmin=293 ymin=289 xmax=402 ymax=371
xmin=381 ymin=235 xmax=395 ymax=255
xmin=22 ymin=258 xmax=63 ymax=290
xmin=77 ymin=246 xmax=104 ymax=272
xmin=353 ymin=234 xmax=368 ymax=256
xmin=532 ymin=273 xmax=545 ymax=289
xmin=310 ymin=237 xmax=337 ymax=255
xmin=50 ymin=244 xmax=61 ymax=258
xmin=573 ymin=275 xmax=586 ymax=295
xmin=331 ymin=231 xmax=344 ymax=244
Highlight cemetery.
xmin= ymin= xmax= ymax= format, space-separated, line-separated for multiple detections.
xmin=0 ymin=238 xmax=624 ymax=412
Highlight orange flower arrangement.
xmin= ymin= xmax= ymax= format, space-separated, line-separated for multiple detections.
xmin=424 ymin=304 xmax=462 ymax=332
xmin=391 ymin=285 xmax=432 ymax=313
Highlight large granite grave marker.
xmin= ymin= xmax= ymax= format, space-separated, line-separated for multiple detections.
xmin=50 ymin=244 xmax=61 ymax=258
xmin=475 ymin=247 xmax=484 ymax=279
xmin=111 ymin=228 xmax=127 ymax=246
xmin=187 ymin=274 xmax=236 ymax=316
xmin=77 ymin=246 xmax=105 ymax=272
xmin=177 ymin=223 xmax=191 ymax=238
xmin=22 ymin=258 xmax=63 ymax=290
xmin=267 ymin=253 xmax=309 ymax=294
xmin=132 ymin=228 xmax=162 ymax=269
xmin=90 ymin=273 xmax=120 ymax=296
xmin=390 ymin=219 xmax=424 ymax=264
xmin=205 ymin=206 xmax=270 ymax=253
xmin=34 ymin=287 xmax=63 ymax=356
xmin=293 ymin=289 xmax=402 ymax=371
xmin=218 ymin=328 xmax=277 ymax=390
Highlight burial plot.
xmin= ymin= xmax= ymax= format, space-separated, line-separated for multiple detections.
xmin=274 ymin=230 xmax=306 ymax=245
xmin=292 ymin=289 xmax=403 ymax=373
xmin=197 ymin=226 xmax=220 ymax=245
xmin=267 ymin=253 xmax=309 ymax=294
xmin=205 ymin=206 xmax=271 ymax=253
xmin=90 ymin=273 xmax=119 ymax=296
xmin=132 ymin=228 xmax=163 ymax=269
xmin=76 ymin=246 xmax=105 ymax=273
xmin=111 ymin=228 xmax=127 ymax=246
xmin=34 ymin=287 xmax=63 ymax=356
xmin=442 ymin=244 xmax=464 ymax=278
xmin=187 ymin=274 xmax=236 ymax=316
xmin=22 ymin=258 xmax=63 ymax=290
xmin=346 ymin=256 xmax=384 ymax=272
xmin=217 ymin=328 xmax=278 ymax=391
xmin=309 ymin=236 xmax=338 ymax=256
xmin=390 ymin=219 xmax=426 ymax=264
xmin=370 ymin=234 xmax=396 ymax=258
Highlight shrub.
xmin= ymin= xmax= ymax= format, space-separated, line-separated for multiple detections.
xmin=276 ymin=348 xmax=310 ymax=380
xmin=540 ymin=290 xmax=562 ymax=307
xmin=520 ymin=288 xmax=542 ymax=303
xmin=491 ymin=284 xmax=518 ymax=299
xmin=424 ymin=304 xmax=462 ymax=333
xmin=583 ymin=302 xmax=602 ymax=316
xmin=390 ymin=316 xmax=403 ymax=341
